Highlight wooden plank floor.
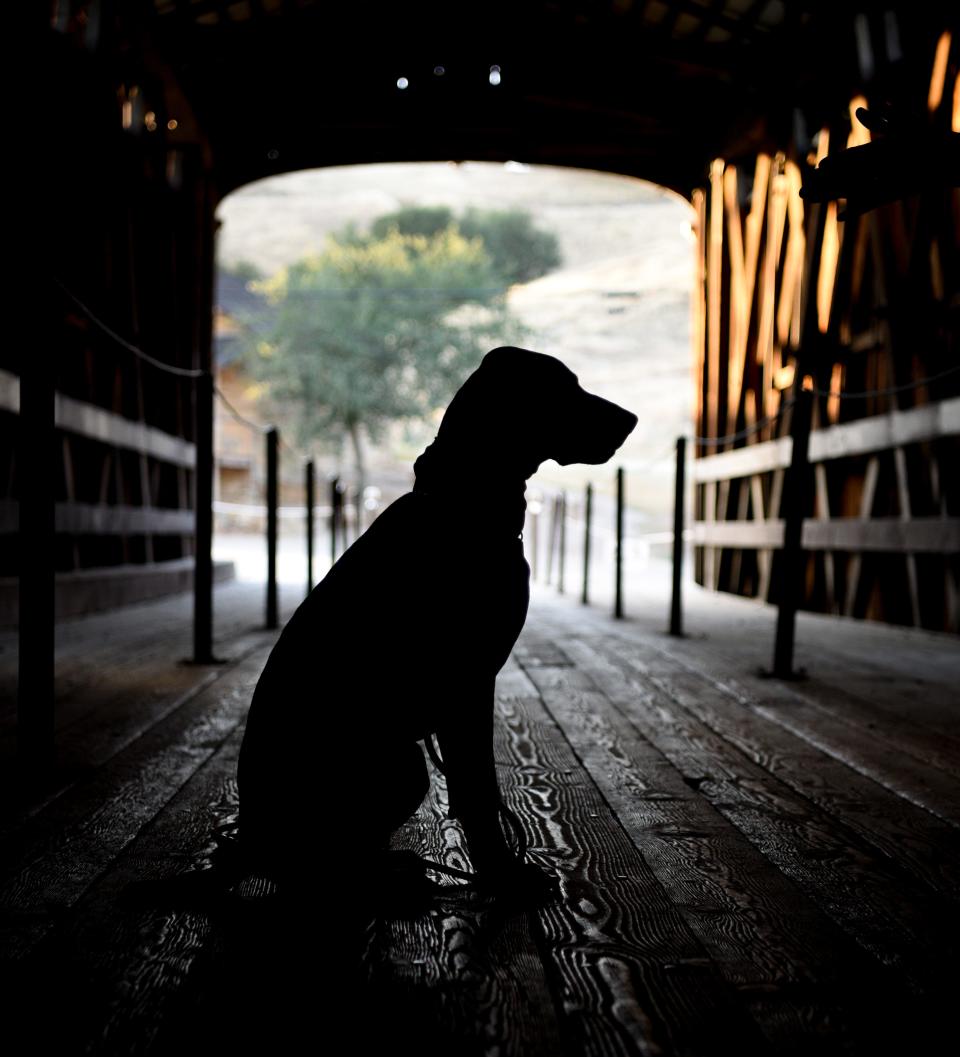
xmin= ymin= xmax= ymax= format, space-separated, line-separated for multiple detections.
xmin=1 ymin=573 xmax=958 ymax=1055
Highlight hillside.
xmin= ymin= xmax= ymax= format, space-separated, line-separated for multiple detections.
xmin=217 ymin=161 xmax=694 ymax=520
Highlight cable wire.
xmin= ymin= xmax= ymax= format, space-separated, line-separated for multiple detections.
xmin=214 ymin=385 xmax=271 ymax=433
xmin=691 ymin=400 xmax=794 ymax=447
xmin=54 ymin=278 xmax=206 ymax=379
xmin=809 ymin=363 xmax=960 ymax=400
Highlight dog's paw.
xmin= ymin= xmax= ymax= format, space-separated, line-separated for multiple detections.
xmin=476 ymin=859 xmax=561 ymax=905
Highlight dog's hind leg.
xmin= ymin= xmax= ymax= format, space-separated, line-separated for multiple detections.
xmin=363 ymin=739 xmax=430 ymax=849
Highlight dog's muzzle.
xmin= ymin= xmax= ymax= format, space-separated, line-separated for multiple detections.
xmin=554 ymin=391 xmax=639 ymax=466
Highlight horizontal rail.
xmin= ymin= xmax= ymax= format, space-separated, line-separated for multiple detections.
xmin=213 ymin=500 xmax=336 ymax=519
xmin=690 ymin=516 xmax=960 ymax=554
xmin=0 ymin=368 xmax=196 ymax=469
xmin=0 ymin=500 xmax=194 ymax=536
xmin=692 ymin=396 xmax=960 ymax=483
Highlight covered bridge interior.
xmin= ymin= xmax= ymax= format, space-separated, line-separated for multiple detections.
xmin=3 ymin=2 xmax=958 ymax=1054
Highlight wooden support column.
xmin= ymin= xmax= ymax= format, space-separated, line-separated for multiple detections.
xmin=192 ymin=369 xmax=215 ymax=662
xmin=192 ymin=204 xmax=217 ymax=664
xmin=265 ymin=427 xmax=279 ymax=630
xmin=772 ymin=388 xmax=813 ymax=678
xmin=305 ymin=459 xmax=315 ymax=596
xmin=670 ymin=436 xmax=686 ymax=637
xmin=581 ymin=483 xmax=592 ymax=606
xmin=329 ymin=476 xmax=340 ymax=566
xmin=614 ymin=466 xmax=625 ymax=619
xmin=557 ymin=492 xmax=567 ymax=595
xmin=18 ymin=350 xmax=57 ymax=775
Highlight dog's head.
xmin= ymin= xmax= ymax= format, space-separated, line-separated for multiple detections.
xmin=432 ymin=347 xmax=638 ymax=479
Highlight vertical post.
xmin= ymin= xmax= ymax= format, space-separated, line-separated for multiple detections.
xmin=670 ymin=436 xmax=686 ymax=637
xmin=772 ymin=388 xmax=813 ymax=677
xmin=305 ymin=459 xmax=315 ymax=596
xmin=356 ymin=487 xmax=364 ymax=541
xmin=558 ymin=492 xmax=567 ymax=594
xmin=265 ymin=427 xmax=279 ymax=630
xmin=530 ymin=507 xmax=540 ymax=581
xmin=581 ymin=483 xmax=592 ymax=605
xmin=329 ymin=476 xmax=339 ymax=566
xmin=546 ymin=495 xmax=558 ymax=584
xmin=193 ymin=369 xmax=215 ymax=663
xmin=614 ymin=466 xmax=625 ymax=619
xmin=192 ymin=199 xmax=217 ymax=665
xmin=17 ymin=350 xmax=56 ymax=775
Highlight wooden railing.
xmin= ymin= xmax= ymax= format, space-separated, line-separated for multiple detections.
xmin=0 ymin=367 xmax=197 ymax=539
xmin=691 ymin=396 xmax=960 ymax=553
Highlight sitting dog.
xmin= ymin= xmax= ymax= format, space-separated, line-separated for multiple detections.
xmin=237 ymin=347 xmax=637 ymax=900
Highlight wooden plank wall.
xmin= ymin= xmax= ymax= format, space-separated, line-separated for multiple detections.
xmin=691 ymin=26 xmax=960 ymax=631
xmin=2 ymin=23 xmax=214 ymax=588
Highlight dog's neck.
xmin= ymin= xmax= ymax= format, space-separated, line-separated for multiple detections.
xmin=412 ymin=439 xmax=533 ymax=539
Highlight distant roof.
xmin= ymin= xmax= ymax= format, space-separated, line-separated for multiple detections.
xmin=214 ymin=272 xmax=269 ymax=369
xmin=215 ymin=272 xmax=265 ymax=320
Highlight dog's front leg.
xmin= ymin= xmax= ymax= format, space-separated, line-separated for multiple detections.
xmin=435 ymin=679 xmax=512 ymax=874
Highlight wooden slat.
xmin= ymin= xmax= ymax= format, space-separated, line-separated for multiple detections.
xmin=519 ymin=617 xmax=960 ymax=1007
xmin=0 ymin=502 xmax=195 ymax=536
xmin=493 ymin=657 xmax=771 ymax=1056
xmin=801 ymin=516 xmax=960 ymax=554
xmin=694 ymin=397 xmax=960 ymax=483
xmin=693 ymin=438 xmax=791 ymax=482
xmin=514 ymin=641 xmax=915 ymax=1053
xmin=808 ymin=397 xmax=960 ymax=463
xmin=380 ymin=695 xmax=565 ymax=1057
xmin=844 ymin=457 xmax=879 ymax=616
xmin=691 ymin=518 xmax=785 ymax=548
xmin=0 ymin=645 xmax=269 ymax=961
xmin=561 ymin=624 xmax=960 ymax=899
xmin=0 ymin=368 xmax=196 ymax=468
xmin=692 ymin=516 xmax=960 ymax=553
xmin=707 ymin=159 xmax=724 ymax=444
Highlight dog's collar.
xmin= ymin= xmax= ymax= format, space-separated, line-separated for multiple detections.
xmin=411 ymin=489 xmax=525 ymax=543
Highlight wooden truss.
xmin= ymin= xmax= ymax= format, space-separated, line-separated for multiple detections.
xmin=691 ymin=39 xmax=960 ymax=631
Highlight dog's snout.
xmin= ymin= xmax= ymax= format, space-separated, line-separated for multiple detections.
xmin=552 ymin=388 xmax=637 ymax=466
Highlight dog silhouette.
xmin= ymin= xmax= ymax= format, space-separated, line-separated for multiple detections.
xmin=237 ymin=347 xmax=637 ymax=900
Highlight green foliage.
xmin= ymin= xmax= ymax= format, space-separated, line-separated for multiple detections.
xmin=223 ymin=259 xmax=262 ymax=281
xmin=459 ymin=208 xmax=562 ymax=285
xmin=368 ymin=205 xmax=562 ymax=286
xmin=370 ymin=206 xmax=454 ymax=240
xmin=246 ymin=226 xmax=521 ymax=456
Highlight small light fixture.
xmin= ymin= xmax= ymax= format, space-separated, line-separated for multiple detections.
xmin=489 ymin=65 xmax=501 ymax=86
xmin=167 ymin=118 xmax=178 ymax=131
xmin=144 ymin=110 xmax=157 ymax=132
xmin=433 ymin=65 xmax=445 ymax=76
xmin=396 ymin=76 xmax=409 ymax=90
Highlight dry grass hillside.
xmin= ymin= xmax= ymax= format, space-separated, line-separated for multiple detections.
xmin=217 ymin=161 xmax=695 ymax=523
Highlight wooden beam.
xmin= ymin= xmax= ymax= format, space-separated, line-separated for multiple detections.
xmin=843 ymin=457 xmax=879 ymax=617
xmin=0 ymin=368 xmax=197 ymax=468
xmin=692 ymin=516 xmax=960 ymax=554
xmin=693 ymin=437 xmax=791 ymax=482
xmin=0 ymin=502 xmax=195 ymax=536
xmin=893 ymin=447 xmax=922 ymax=626
xmin=706 ymin=159 xmax=724 ymax=444
xmin=808 ymin=398 xmax=960 ymax=463
xmin=693 ymin=397 xmax=960 ymax=482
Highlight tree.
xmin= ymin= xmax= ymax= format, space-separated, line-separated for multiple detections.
xmin=246 ymin=226 xmax=520 ymax=491
xmin=369 ymin=206 xmax=562 ymax=286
